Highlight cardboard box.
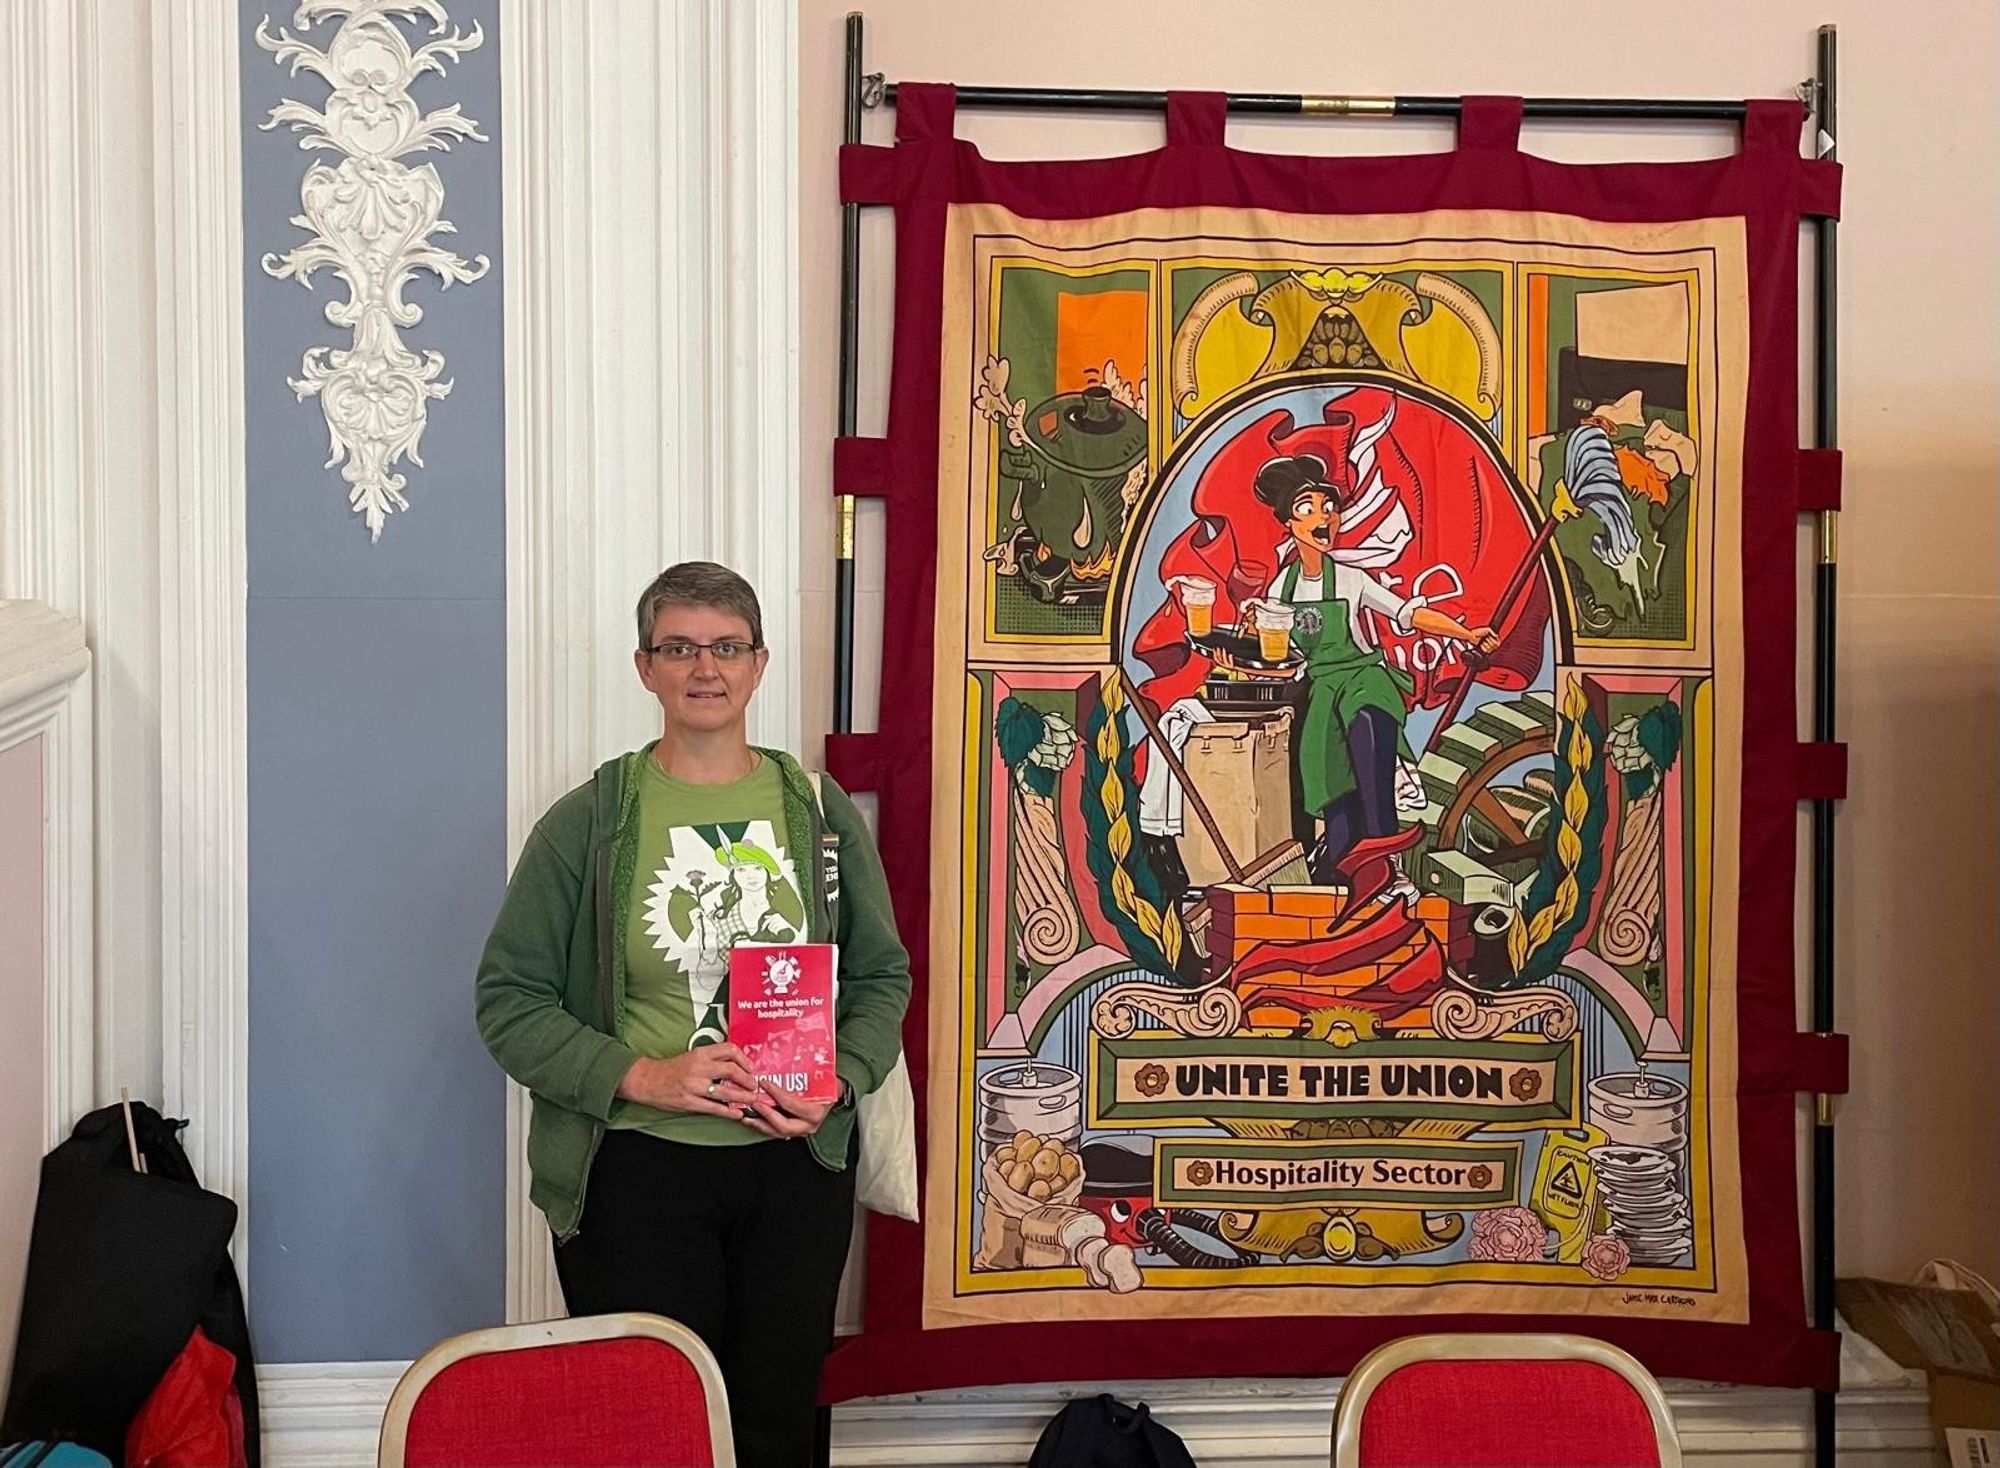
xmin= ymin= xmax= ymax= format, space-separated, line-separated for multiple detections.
xmin=1837 ymin=1277 xmax=2000 ymax=1463
xmin=1934 ymin=1375 xmax=2000 ymax=1468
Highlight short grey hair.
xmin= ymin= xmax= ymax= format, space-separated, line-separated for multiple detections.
xmin=635 ymin=561 xmax=765 ymax=650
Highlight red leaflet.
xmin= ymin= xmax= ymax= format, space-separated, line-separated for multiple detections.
xmin=727 ymin=943 xmax=840 ymax=1105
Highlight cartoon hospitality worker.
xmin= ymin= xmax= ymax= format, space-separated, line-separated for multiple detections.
xmin=1250 ymin=425 xmax=1499 ymax=885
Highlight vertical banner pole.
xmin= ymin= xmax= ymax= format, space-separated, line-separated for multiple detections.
xmin=833 ymin=13 xmax=864 ymax=736
xmin=822 ymin=28 xmax=867 ymax=1458
xmin=1810 ymin=22 xmax=1840 ymax=1468
xmin=823 ymin=35 xmax=866 ymax=1467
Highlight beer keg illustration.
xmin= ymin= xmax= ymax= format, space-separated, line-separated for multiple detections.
xmin=1589 ymin=1071 xmax=1689 ymax=1166
xmin=1587 ymin=1070 xmax=1693 ymax=1265
xmin=977 ymin=1061 xmax=1084 ymax=1160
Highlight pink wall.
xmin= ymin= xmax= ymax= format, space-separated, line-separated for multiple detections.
xmin=0 ymin=735 xmax=46 ymax=1392
xmin=795 ymin=0 xmax=2000 ymax=1283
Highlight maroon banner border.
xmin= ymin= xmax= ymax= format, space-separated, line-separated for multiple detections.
xmin=824 ymin=88 xmax=1838 ymax=1399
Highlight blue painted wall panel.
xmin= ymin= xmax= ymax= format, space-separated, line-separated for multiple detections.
xmin=242 ymin=0 xmax=507 ymax=1362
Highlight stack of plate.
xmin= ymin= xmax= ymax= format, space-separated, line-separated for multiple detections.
xmin=1587 ymin=1143 xmax=1692 ymax=1264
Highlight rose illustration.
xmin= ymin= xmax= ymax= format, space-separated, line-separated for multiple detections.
xmin=1134 ymin=1063 xmax=1170 ymax=1098
xmin=1467 ymin=1164 xmax=1494 ymax=1191
xmin=1186 ymin=1160 xmax=1214 ymax=1187
xmin=1468 ymin=1206 xmax=1549 ymax=1262
xmin=1508 ymin=1068 xmax=1543 ymax=1101
xmin=1582 ymin=1232 xmax=1633 ymax=1281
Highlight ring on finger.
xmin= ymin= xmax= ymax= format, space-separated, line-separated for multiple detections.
xmin=704 ymin=1078 xmax=719 ymax=1099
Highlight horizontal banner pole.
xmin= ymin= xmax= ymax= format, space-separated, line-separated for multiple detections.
xmin=873 ymin=82 xmax=1753 ymax=122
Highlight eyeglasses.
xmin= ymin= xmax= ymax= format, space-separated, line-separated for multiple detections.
xmin=644 ymin=638 xmax=762 ymax=663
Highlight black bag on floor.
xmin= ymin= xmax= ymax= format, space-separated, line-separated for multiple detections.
xmin=1028 ymin=1394 xmax=1197 ymax=1468
xmin=3 ymin=1103 xmax=259 ymax=1466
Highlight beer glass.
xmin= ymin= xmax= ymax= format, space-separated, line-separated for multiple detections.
xmin=1253 ymin=601 xmax=1295 ymax=662
xmin=1174 ymin=576 xmax=1216 ymax=637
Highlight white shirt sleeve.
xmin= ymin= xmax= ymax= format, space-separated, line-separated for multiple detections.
xmin=1338 ymin=564 xmax=1423 ymax=634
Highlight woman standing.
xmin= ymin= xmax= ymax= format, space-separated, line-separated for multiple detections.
xmin=1250 ymin=448 xmax=1498 ymax=883
xmin=476 ymin=561 xmax=910 ymax=1467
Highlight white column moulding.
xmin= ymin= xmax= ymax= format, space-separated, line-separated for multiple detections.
xmin=0 ymin=3 xmax=84 ymax=616
xmin=500 ymin=0 xmax=803 ymax=1322
xmin=0 ymin=604 xmax=95 ymax=1148
xmin=0 ymin=7 xmax=89 ymax=1144
xmin=76 ymin=0 xmax=168 ymax=1124
xmin=153 ymin=2 xmax=251 ymax=1269
xmin=0 ymin=0 xmax=168 ymax=1128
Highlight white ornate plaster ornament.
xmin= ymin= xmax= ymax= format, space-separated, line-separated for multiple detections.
xmin=257 ymin=1 xmax=491 ymax=541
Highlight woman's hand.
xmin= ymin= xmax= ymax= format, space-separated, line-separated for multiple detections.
xmin=737 ymin=1080 xmax=832 ymax=1139
xmin=1410 ymin=605 xmax=1502 ymax=656
xmin=616 ymin=1045 xmax=762 ymax=1117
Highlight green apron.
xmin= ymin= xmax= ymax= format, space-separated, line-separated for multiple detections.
xmin=1282 ymin=560 xmax=1415 ymax=810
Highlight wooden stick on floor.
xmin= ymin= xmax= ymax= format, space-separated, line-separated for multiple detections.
xmin=120 ymin=1086 xmax=147 ymax=1174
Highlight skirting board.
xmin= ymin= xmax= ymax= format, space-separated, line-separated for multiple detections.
xmin=260 ymin=1363 xmax=1935 ymax=1468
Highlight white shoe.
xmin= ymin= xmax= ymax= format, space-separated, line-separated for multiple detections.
xmin=1394 ymin=759 xmax=1427 ymax=813
xmin=1386 ymin=854 xmax=1422 ymax=910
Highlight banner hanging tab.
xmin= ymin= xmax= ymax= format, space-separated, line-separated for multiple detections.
xmin=1797 ymin=742 xmax=1849 ymax=801
xmin=1741 ymin=98 xmax=1804 ymax=155
xmin=1458 ymin=95 xmax=1523 ymax=151
xmin=841 ymin=143 xmax=897 ymax=205
xmin=1800 ymin=159 xmax=1843 ymax=218
xmin=823 ymin=733 xmax=883 ymax=793
xmin=835 ymin=437 xmax=892 ymax=499
xmin=895 ymin=82 xmax=958 ymax=143
xmin=1797 ymin=449 xmax=1843 ymax=512
xmin=1786 ymin=1033 xmax=1851 ymax=1096
xmin=1166 ymin=91 xmax=1228 ymax=148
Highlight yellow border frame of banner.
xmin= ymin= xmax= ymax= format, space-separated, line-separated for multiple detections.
xmin=927 ymin=202 xmax=1747 ymax=1327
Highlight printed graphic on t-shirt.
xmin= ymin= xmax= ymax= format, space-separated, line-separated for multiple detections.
xmin=641 ymin=821 xmax=806 ymax=1044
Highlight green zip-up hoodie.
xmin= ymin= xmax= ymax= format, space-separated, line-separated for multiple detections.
xmin=475 ymin=744 xmax=911 ymax=1239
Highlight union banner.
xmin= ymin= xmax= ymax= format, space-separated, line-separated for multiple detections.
xmin=825 ymin=88 xmax=1839 ymax=1398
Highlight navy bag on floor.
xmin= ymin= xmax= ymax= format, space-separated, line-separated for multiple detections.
xmin=1028 ymin=1394 xmax=1198 ymax=1468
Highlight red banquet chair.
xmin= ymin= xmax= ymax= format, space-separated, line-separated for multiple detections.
xmin=1331 ymin=1334 xmax=1681 ymax=1468
xmin=377 ymin=1313 xmax=735 ymax=1468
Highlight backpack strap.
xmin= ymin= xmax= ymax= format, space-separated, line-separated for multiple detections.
xmin=806 ymin=770 xmax=841 ymax=932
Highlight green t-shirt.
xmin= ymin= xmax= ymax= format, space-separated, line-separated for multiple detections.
xmin=608 ymin=753 xmax=808 ymax=1145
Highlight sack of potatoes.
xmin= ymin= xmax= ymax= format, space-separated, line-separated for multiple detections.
xmin=985 ymin=1130 xmax=1085 ymax=1212
xmin=974 ymin=1132 xmax=1086 ymax=1271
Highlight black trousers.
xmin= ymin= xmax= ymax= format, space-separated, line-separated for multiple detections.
xmin=1310 ymin=704 xmax=1402 ymax=883
xmin=553 ymin=1128 xmax=856 ymax=1468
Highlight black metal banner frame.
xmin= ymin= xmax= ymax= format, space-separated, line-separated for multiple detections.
xmin=828 ymin=19 xmax=1842 ymax=1466
xmin=1808 ymin=26 xmax=1841 ymax=1468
